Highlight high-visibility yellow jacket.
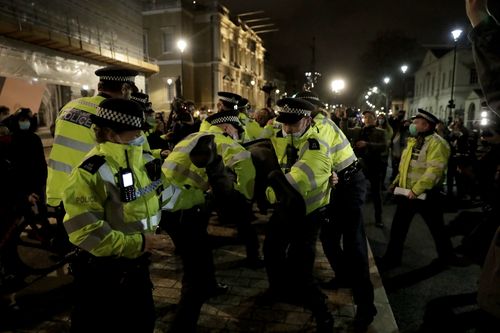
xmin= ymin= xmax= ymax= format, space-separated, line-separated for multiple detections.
xmin=392 ymin=133 xmax=450 ymax=196
xmin=267 ymin=126 xmax=332 ymax=215
xmin=312 ymin=113 xmax=358 ymax=172
xmin=46 ymin=95 xmax=106 ymax=206
xmin=162 ymin=126 xmax=256 ymax=211
xmin=62 ymin=142 xmax=168 ymax=259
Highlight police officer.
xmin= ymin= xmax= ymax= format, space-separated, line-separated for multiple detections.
xmin=294 ymin=91 xmax=377 ymax=330
xmin=264 ymin=97 xmax=334 ymax=333
xmin=62 ymin=98 xmax=170 ymax=333
xmin=161 ymin=108 xmax=259 ymax=332
xmin=46 ymin=66 xmax=139 ymax=217
xmin=130 ymin=92 xmax=171 ymax=158
xmin=199 ymin=91 xmax=241 ymax=132
xmin=381 ymin=109 xmax=461 ymax=268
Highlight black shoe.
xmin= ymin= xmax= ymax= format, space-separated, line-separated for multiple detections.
xmin=433 ymin=255 xmax=470 ymax=268
xmin=353 ymin=305 xmax=377 ymax=332
xmin=243 ymin=256 xmax=265 ymax=269
xmin=321 ymin=277 xmax=352 ymax=290
xmin=315 ymin=313 xmax=334 ymax=333
xmin=375 ymin=256 xmax=401 ymax=271
xmin=207 ymin=282 xmax=228 ymax=298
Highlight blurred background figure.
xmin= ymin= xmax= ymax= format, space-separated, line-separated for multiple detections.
xmin=9 ymin=107 xmax=47 ymax=217
xmin=377 ymin=112 xmax=393 ymax=188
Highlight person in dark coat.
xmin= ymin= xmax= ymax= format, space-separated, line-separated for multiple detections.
xmin=10 ymin=108 xmax=47 ymax=209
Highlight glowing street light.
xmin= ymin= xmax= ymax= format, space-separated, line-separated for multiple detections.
xmin=448 ymin=29 xmax=463 ymax=123
xmin=400 ymin=64 xmax=408 ymax=74
xmin=176 ymin=38 xmax=187 ymax=97
xmin=383 ymin=76 xmax=391 ymax=85
xmin=331 ymin=79 xmax=346 ymax=93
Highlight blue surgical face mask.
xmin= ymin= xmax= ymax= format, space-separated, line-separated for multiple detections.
xmin=146 ymin=115 xmax=156 ymax=127
xmin=409 ymin=123 xmax=418 ymax=136
xmin=127 ymin=135 xmax=145 ymax=146
xmin=18 ymin=120 xmax=31 ymax=130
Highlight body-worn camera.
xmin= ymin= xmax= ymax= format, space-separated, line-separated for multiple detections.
xmin=117 ymin=168 xmax=136 ymax=202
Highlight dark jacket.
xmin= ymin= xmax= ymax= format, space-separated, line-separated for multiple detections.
xmin=341 ymin=123 xmax=387 ymax=173
xmin=469 ymin=16 xmax=500 ymax=116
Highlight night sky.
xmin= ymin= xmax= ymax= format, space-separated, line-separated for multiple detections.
xmin=220 ymin=0 xmax=479 ymax=101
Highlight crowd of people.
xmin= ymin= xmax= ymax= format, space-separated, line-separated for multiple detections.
xmin=0 ymin=0 xmax=499 ymax=332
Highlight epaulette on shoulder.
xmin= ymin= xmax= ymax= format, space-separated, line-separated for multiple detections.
xmin=308 ymin=138 xmax=320 ymax=150
xmin=79 ymin=155 xmax=106 ymax=174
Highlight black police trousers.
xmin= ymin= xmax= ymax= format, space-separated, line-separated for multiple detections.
xmin=161 ymin=206 xmax=217 ymax=333
xmin=384 ymin=191 xmax=455 ymax=263
xmin=320 ymin=170 xmax=375 ymax=309
xmin=264 ymin=206 xmax=331 ymax=319
xmin=69 ymin=252 xmax=155 ymax=333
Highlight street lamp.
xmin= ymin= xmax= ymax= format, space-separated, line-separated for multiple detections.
xmin=400 ymin=64 xmax=408 ymax=112
xmin=448 ymin=29 xmax=463 ymax=123
xmin=383 ymin=76 xmax=391 ymax=112
xmin=331 ymin=79 xmax=346 ymax=106
xmin=177 ymin=38 xmax=187 ymax=97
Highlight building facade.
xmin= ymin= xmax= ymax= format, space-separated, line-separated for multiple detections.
xmin=411 ymin=48 xmax=483 ymax=126
xmin=142 ymin=0 xmax=266 ymax=113
xmin=0 ymin=0 xmax=158 ymax=129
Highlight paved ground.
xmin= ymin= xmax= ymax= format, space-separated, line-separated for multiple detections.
xmin=0 ymin=209 xmax=398 ymax=333
xmin=363 ymin=194 xmax=500 ymax=333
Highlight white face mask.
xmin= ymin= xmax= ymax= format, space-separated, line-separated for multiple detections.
xmin=18 ymin=120 xmax=31 ymax=130
xmin=127 ymin=135 xmax=145 ymax=146
xmin=282 ymin=121 xmax=308 ymax=138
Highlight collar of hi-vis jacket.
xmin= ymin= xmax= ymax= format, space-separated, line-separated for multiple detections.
xmin=96 ymin=141 xmax=145 ymax=167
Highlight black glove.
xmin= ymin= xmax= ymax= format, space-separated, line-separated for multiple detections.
xmin=206 ymin=155 xmax=234 ymax=195
xmin=189 ymin=134 xmax=216 ymax=168
xmin=268 ymin=169 xmax=306 ymax=219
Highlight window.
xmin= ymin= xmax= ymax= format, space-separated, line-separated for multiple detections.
xmin=470 ymin=69 xmax=478 ymax=84
xmin=143 ymin=29 xmax=149 ymax=59
xmin=161 ymin=27 xmax=174 ymax=54
xmin=247 ymin=39 xmax=256 ymax=52
xmin=431 ymin=74 xmax=435 ymax=95
xmin=230 ymin=43 xmax=236 ymax=64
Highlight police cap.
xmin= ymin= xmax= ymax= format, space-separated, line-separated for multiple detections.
xmin=91 ymin=98 xmax=145 ymax=131
xmin=217 ymin=91 xmax=241 ymax=110
xmin=293 ymin=91 xmax=325 ymax=108
xmin=94 ymin=66 xmax=138 ymax=84
xmin=276 ymin=97 xmax=314 ymax=124
xmin=412 ymin=108 xmax=439 ymax=124
xmin=206 ymin=109 xmax=243 ymax=131
xmin=130 ymin=92 xmax=153 ymax=113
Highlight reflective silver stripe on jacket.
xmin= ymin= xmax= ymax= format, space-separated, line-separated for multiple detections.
xmin=48 ymin=159 xmax=74 ymax=174
xmin=64 ymin=211 xmax=105 ymax=234
xmin=335 ymin=155 xmax=357 ymax=172
xmin=293 ymin=161 xmax=317 ymax=188
xmin=163 ymin=160 xmax=209 ymax=190
xmin=285 ymin=173 xmax=301 ymax=192
xmin=76 ymin=223 xmax=113 ymax=252
xmin=140 ymin=211 xmax=161 ymax=231
xmin=305 ymin=189 xmax=329 ymax=207
xmin=330 ymin=138 xmax=350 ymax=154
xmin=172 ymin=133 xmax=210 ymax=154
xmin=98 ymin=162 xmax=162 ymax=199
xmin=53 ymin=135 xmax=95 ymax=152
xmin=161 ymin=184 xmax=184 ymax=210
xmin=225 ymin=150 xmax=251 ymax=169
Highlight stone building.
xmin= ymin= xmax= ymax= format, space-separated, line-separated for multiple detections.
xmin=0 ymin=0 xmax=158 ymax=129
xmin=142 ymin=0 xmax=266 ymax=113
